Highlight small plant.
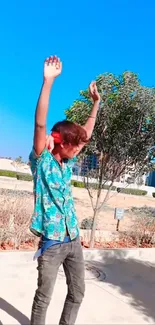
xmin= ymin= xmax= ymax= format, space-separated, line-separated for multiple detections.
xmin=16 ymin=173 xmax=33 ymax=181
xmin=81 ymin=218 xmax=94 ymax=229
xmin=71 ymin=180 xmax=85 ymax=188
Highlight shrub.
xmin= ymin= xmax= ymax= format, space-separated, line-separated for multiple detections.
xmin=71 ymin=180 xmax=84 ymax=188
xmin=81 ymin=218 xmax=93 ymax=229
xmin=152 ymin=192 xmax=155 ymax=198
xmin=16 ymin=173 xmax=33 ymax=181
xmin=71 ymin=181 xmax=147 ymax=196
xmin=0 ymin=170 xmax=17 ymax=178
xmin=131 ymin=205 xmax=155 ymax=218
xmin=103 ymin=184 xmax=116 ymax=191
xmin=119 ymin=215 xmax=155 ymax=247
xmin=71 ymin=181 xmax=117 ymax=190
xmin=0 ymin=169 xmax=33 ymax=182
xmin=117 ymin=188 xmax=147 ymax=196
xmin=72 ymin=181 xmax=147 ymax=196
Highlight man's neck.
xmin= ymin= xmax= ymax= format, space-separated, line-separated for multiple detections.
xmin=52 ymin=148 xmax=63 ymax=165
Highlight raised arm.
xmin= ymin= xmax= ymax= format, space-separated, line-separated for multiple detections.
xmin=73 ymin=81 xmax=100 ymax=155
xmin=34 ymin=56 xmax=62 ymax=156
xmin=83 ymin=81 xmax=100 ymax=139
xmin=45 ymin=81 xmax=100 ymax=155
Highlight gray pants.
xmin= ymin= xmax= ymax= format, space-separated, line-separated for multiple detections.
xmin=30 ymin=237 xmax=85 ymax=325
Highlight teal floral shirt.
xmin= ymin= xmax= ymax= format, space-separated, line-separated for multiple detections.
xmin=29 ymin=148 xmax=79 ymax=241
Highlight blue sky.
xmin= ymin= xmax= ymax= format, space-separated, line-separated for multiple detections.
xmin=0 ymin=0 xmax=155 ymax=161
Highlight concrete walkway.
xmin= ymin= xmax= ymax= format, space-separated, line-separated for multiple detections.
xmin=0 ymin=250 xmax=155 ymax=324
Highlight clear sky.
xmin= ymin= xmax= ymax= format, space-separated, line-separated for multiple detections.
xmin=0 ymin=0 xmax=155 ymax=161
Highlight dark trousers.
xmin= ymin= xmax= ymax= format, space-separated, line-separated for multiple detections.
xmin=30 ymin=237 xmax=85 ymax=325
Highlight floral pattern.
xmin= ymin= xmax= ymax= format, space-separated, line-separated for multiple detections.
xmin=29 ymin=148 xmax=79 ymax=240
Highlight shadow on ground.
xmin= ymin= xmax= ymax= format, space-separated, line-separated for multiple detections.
xmin=88 ymin=250 xmax=155 ymax=322
xmin=0 ymin=298 xmax=30 ymax=325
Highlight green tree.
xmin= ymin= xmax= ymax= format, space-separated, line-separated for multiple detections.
xmin=15 ymin=156 xmax=23 ymax=164
xmin=66 ymin=72 xmax=155 ymax=248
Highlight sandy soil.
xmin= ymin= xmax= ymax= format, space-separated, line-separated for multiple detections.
xmin=1 ymin=178 xmax=155 ymax=233
xmin=72 ymin=187 xmax=155 ymax=231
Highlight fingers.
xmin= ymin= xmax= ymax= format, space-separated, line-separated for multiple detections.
xmin=94 ymin=83 xmax=98 ymax=93
xmin=56 ymin=57 xmax=61 ymax=69
xmin=90 ymin=81 xmax=96 ymax=89
xmin=49 ymin=56 xmax=53 ymax=64
xmin=54 ymin=57 xmax=62 ymax=70
xmin=46 ymin=135 xmax=54 ymax=152
xmin=49 ymin=136 xmax=54 ymax=152
xmin=45 ymin=56 xmax=55 ymax=65
xmin=90 ymin=81 xmax=96 ymax=86
xmin=45 ymin=55 xmax=59 ymax=65
xmin=45 ymin=135 xmax=50 ymax=149
xmin=53 ymin=55 xmax=57 ymax=64
xmin=45 ymin=57 xmax=50 ymax=66
xmin=89 ymin=81 xmax=96 ymax=95
xmin=44 ymin=55 xmax=62 ymax=72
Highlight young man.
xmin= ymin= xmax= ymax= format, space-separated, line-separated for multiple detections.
xmin=29 ymin=55 xmax=100 ymax=325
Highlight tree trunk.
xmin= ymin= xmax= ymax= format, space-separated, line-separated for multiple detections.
xmin=89 ymin=180 xmax=114 ymax=248
xmin=89 ymin=209 xmax=98 ymax=248
xmin=89 ymin=151 xmax=104 ymax=248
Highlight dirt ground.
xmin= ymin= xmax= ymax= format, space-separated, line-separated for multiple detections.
xmin=1 ymin=178 xmax=155 ymax=233
xmin=73 ymin=187 xmax=155 ymax=231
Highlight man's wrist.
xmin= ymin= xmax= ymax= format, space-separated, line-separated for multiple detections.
xmin=43 ymin=78 xmax=55 ymax=87
xmin=93 ymin=99 xmax=100 ymax=105
xmin=93 ymin=99 xmax=100 ymax=109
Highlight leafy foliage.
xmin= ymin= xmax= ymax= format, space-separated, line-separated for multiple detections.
xmin=66 ymin=72 xmax=155 ymax=177
xmin=66 ymin=72 xmax=155 ymax=247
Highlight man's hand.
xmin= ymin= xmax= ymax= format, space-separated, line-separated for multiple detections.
xmin=46 ymin=135 xmax=54 ymax=153
xmin=44 ymin=56 xmax=62 ymax=83
xmin=89 ymin=81 xmax=100 ymax=103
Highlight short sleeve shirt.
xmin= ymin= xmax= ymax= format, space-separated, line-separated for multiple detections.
xmin=29 ymin=148 xmax=79 ymax=241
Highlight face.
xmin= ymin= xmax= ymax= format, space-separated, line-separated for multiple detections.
xmin=60 ymin=143 xmax=80 ymax=159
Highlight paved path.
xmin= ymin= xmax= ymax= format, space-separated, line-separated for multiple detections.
xmin=0 ymin=251 xmax=155 ymax=324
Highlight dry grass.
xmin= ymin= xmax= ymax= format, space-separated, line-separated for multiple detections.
xmin=121 ymin=212 xmax=155 ymax=247
xmin=0 ymin=189 xmax=34 ymax=248
xmin=1 ymin=187 xmax=155 ymax=249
